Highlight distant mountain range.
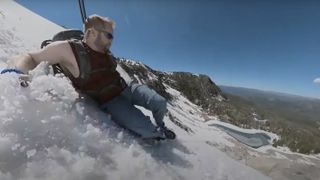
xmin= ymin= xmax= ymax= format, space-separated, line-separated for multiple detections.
xmin=220 ymin=85 xmax=320 ymax=124
xmin=220 ymin=85 xmax=320 ymax=154
xmin=220 ymin=85 xmax=319 ymax=102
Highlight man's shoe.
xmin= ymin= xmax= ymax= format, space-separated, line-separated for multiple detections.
xmin=159 ymin=127 xmax=176 ymax=140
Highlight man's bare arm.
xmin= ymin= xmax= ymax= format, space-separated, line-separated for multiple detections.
xmin=8 ymin=53 xmax=37 ymax=74
xmin=8 ymin=41 xmax=71 ymax=74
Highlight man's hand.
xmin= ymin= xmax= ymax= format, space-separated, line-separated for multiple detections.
xmin=0 ymin=68 xmax=31 ymax=88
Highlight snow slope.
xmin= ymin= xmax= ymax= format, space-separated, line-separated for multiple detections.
xmin=0 ymin=0 xmax=274 ymax=179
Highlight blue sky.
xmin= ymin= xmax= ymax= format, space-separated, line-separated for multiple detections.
xmin=15 ymin=0 xmax=320 ymax=99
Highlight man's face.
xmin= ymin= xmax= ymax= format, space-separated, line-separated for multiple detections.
xmin=95 ymin=23 xmax=114 ymax=50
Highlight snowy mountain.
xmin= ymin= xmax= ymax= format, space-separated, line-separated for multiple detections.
xmin=0 ymin=1 xmax=319 ymax=180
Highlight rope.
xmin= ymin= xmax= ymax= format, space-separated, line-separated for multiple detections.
xmin=78 ymin=0 xmax=87 ymax=23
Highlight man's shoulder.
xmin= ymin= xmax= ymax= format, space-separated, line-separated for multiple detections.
xmin=45 ymin=40 xmax=76 ymax=56
xmin=45 ymin=40 xmax=71 ymax=49
xmin=41 ymin=40 xmax=75 ymax=62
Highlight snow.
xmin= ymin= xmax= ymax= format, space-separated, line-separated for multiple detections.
xmin=0 ymin=0 xmax=64 ymax=48
xmin=0 ymin=0 xmax=300 ymax=179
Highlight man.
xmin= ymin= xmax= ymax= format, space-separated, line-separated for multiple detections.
xmin=6 ymin=14 xmax=175 ymax=140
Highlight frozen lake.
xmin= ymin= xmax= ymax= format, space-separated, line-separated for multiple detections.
xmin=210 ymin=124 xmax=271 ymax=148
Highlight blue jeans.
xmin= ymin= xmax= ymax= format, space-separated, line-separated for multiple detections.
xmin=100 ymin=83 xmax=167 ymax=138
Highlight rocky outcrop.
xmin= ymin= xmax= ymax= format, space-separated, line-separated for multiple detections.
xmin=117 ymin=59 xmax=258 ymax=126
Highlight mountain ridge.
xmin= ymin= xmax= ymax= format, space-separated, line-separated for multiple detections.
xmin=119 ymin=58 xmax=320 ymax=154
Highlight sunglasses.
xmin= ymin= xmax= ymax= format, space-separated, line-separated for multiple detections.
xmin=99 ymin=30 xmax=114 ymax=40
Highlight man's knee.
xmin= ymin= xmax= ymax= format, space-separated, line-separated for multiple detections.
xmin=153 ymin=95 xmax=167 ymax=112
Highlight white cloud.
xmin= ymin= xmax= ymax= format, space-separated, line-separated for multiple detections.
xmin=314 ymin=78 xmax=320 ymax=85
